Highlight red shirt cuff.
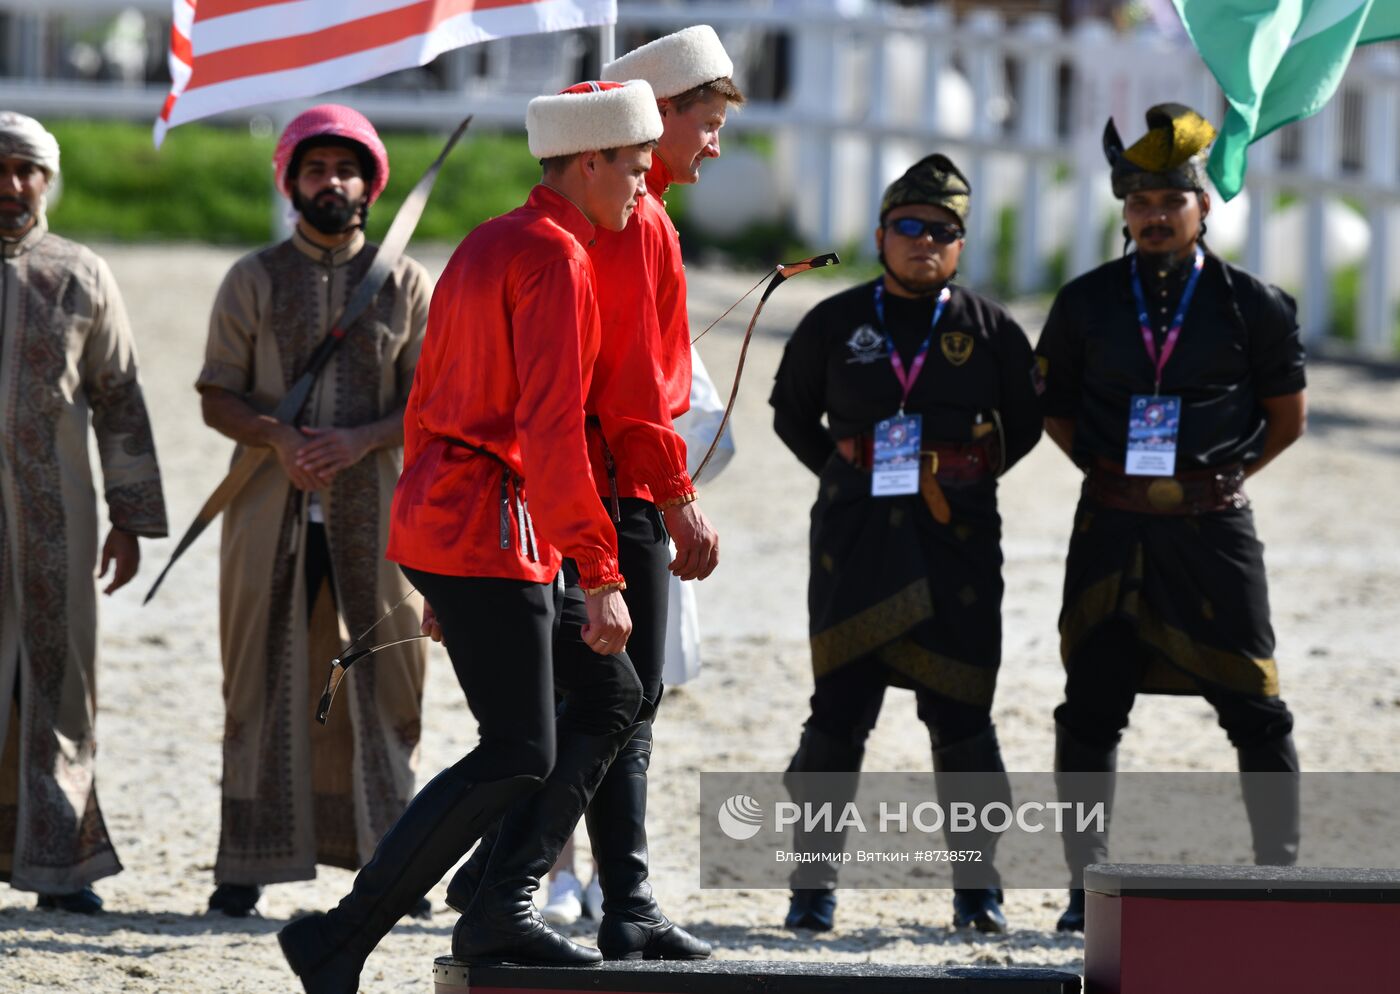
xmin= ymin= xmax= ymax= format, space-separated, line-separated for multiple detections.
xmin=647 ymin=470 xmax=695 ymax=506
xmin=572 ymin=550 xmax=625 ymax=592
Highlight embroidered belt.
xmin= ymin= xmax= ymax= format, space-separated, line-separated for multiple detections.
xmin=1084 ymin=462 xmax=1249 ymax=515
xmin=839 ymin=435 xmax=997 ymax=485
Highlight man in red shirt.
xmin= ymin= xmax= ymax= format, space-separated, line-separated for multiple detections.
xmin=442 ymin=27 xmax=746 ymax=961
xmin=278 ymin=80 xmax=663 ymax=990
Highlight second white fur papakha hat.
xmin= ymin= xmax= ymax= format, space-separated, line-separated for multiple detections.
xmin=527 ymin=80 xmax=664 ymax=159
xmin=602 ymin=25 xmax=734 ymax=100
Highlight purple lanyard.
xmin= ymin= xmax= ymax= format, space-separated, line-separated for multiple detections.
xmin=1130 ymin=245 xmax=1204 ymax=394
xmin=873 ymin=282 xmax=951 ymax=413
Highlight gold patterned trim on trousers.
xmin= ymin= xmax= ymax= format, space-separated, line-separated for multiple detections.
xmin=879 ymin=638 xmax=998 ymax=708
xmin=1060 ymin=547 xmax=1280 ymax=699
xmin=811 ymin=579 xmax=934 ymax=677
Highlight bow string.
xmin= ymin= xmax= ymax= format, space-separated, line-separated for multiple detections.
xmin=691 ymin=252 xmax=840 ymax=484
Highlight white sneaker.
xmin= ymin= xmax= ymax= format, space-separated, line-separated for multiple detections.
xmin=581 ymin=873 xmax=604 ymax=921
xmin=540 ymin=870 xmax=583 ymax=926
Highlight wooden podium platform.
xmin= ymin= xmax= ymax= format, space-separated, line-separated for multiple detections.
xmin=433 ymin=957 xmax=1083 ymax=994
xmin=1084 ymin=863 xmax=1400 ymax=994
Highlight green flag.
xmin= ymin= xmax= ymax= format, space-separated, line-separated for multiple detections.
xmin=1172 ymin=0 xmax=1400 ymax=199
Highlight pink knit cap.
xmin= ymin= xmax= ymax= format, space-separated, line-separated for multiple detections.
xmin=273 ymin=104 xmax=389 ymax=204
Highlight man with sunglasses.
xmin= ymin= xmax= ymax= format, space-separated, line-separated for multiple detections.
xmin=769 ymin=153 xmax=1042 ymax=933
xmin=1035 ymin=104 xmax=1306 ymax=933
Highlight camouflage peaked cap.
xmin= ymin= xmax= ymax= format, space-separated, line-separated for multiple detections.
xmin=880 ymin=153 xmax=970 ymax=225
xmin=1103 ymin=103 xmax=1217 ymax=199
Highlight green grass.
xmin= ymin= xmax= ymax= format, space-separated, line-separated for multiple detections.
xmin=46 ymin=120 xmax=543 ymax=245
xmin=1327 ymin=263 xmax=1361 ymax=343
xmin=46 ymin=120 xmax=804 ymax=260
xmin=50 ymin=121 xmax=274 ymax=242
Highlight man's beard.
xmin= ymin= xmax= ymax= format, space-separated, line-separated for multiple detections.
xmin=878 ymin=251 xmax=951 ymax=297
xmin=0 ymin=196 xmax=35 ymax=235
xmin=294 ymin=189 xmax=362 ymax=235
xmin=1134 ymin=224 xmax=1197 ymax=270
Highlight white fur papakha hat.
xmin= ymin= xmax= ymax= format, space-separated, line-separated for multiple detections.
xmin=527 ymin=80 xmax=664 ymax=159
xmin=602 ymin=25 xmax=734 ymax=100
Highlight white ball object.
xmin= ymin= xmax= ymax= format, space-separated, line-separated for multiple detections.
xmin=684 ymin=147 xmax=786 ymax=239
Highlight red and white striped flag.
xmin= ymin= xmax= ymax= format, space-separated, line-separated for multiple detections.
xmin=155 ymin=0 xmax=616 ymax=145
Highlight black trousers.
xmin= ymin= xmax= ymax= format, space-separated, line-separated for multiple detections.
xmin=609 ymin=498 xmax=671 ymax=708
xmin=403 ymin=567 xmax=639 ymax=785
xmin=305 ymin=521 xmax=333 ymax=620
xmin=1055 ymin=619 xmax=1295 ymax=753
xmin=403 ymin=568 xmax=558 ymax=784
xmin=807 ymin=655 xmax=993 ymax=754
xmin=552 ymin=563 xmax=644 ymax=734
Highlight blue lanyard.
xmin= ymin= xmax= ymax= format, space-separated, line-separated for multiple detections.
xmin=1129 ymin=246 xmax=1205 ymax=394
xmin=873 ymin=281 xmax=951 ymax=413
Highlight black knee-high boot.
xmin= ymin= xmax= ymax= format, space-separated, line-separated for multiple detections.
xmin=1054 ymin=723 xmax=1117 ymax=933
xmin=584 ymin=720 xmax=710 ymax=959
xmin=443 ymin=820 xmax=500 ymax=914
xmin=933 ymin=724 xmax=1011 ymax=933
xmin=452 ymin=723 xmax=643 ymax=965
xmin=782 ymin=723 xmax=864 ymax=931
xmin=278 ymin=769 xmax=540 ymax=994
xmin=1238 ymin=733 xmax=1300 ymax=866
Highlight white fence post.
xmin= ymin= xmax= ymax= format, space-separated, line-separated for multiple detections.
xmin=960 ymin=9 xmax=1003 ymax=288
xmin=920 ymin=3 xmax=953 ymax=128
xmin=1361 ymin=47 xmax=1400 ymax=356
xmin=1013 ymin=13 xmax=1057 ymax=295
xmin=1069 ymin=19 xmax=1115 ymax=281
xmin=789 ymin=12 xmax=841 ymax=250
xmin=864 ymin=9 xmax=892 ymax=259
xmin=1243 ymin=132 xmax=1276 ymax=279
xmin=1300 ymin=99 xmax=1339 ymax=344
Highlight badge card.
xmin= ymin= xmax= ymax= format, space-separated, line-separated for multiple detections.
xmin=1125 ymin=394 xmax=1181 ymax=476
xmin=871 ymin=414 xmax=923 ymax=496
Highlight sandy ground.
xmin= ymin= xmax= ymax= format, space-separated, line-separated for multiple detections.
xmin=2 ymin=243 xmax=1399 ymax=992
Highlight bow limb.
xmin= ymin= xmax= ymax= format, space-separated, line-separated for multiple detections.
xmin=691 ymin=283 xmax=775 ymax=484
xmin=691 ymin=253 xmax=840 ymax=485
xmin=317 ymin=633 xmax=430 ymax=724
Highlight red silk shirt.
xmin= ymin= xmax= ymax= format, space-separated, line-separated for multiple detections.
xmin=585 ymin=157 xmax=694 ymax=505
xmin=387 ymin=185 xmax=623 ymax=590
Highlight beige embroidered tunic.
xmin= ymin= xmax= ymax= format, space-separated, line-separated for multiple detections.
xmin=197 ymin=228 xmax=429 ymax=884
xmin=0 ymin=219 xmax=167 ymax=893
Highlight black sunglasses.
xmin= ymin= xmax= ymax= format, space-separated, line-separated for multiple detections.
xmin=885 ymin=217 xmax=964 ymax=243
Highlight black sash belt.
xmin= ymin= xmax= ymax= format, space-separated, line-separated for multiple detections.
xmin=443 ymin=438 xmax=538 ymax=561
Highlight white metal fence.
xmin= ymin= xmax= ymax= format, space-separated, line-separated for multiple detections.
xmin=2 ymin=1 xmax=1399 ymax=353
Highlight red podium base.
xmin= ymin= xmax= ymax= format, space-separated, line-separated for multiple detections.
xmin=1084 ymin=864 xmax=1400 ymax=994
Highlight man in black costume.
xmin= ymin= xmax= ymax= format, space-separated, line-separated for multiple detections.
xmin=770 ymin=153 xmax=1042 ymax=933
xmin=1036 ymin=103 xmax=1307 ymax=932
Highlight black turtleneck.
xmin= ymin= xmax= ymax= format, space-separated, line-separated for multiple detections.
xmin=770 ymin=278 xmax=1043 ymax=478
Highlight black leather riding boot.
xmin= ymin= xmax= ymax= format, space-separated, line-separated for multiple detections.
xmin=278 ymin=770 xmax=540 ymax=994
xmin=782 ymin=723 xmax=864 ymax=930
xmin=585 ymin=721 xmax=710 ymax=959
xmin=933 ymin=725 xmax=1011 ymax=933
xmin=452 ymin=723 xmax=642 ymax=965
xmin=1237 ymin=733 xmax=1300 ymax=866
xmin=443 ymin=820 xmax=500 ymax=914
xmin=1054 ymin=723 xmax=1117 ymax=932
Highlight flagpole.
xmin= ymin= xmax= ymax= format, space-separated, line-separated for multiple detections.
xmin=599 ymin=21 xmax=615 ymax=73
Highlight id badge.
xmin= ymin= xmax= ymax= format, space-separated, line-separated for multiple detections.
xmin=1125 ymin=395 xmax=1180 ymax=476
xmin=871 ymin=414 xmax=922 ymax=496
